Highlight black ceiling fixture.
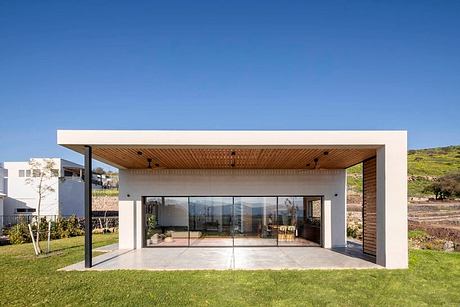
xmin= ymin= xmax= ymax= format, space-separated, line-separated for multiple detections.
xmin=230 ymin=150 xmax=236 ymax=167
xmin=323 ymin=151 xmax=329 ymax=156
xmin=137 ymin=151 xmax=143 ymax=156
xmin=313 ymin=158 xmax=319 ymax=169
xmin=147 ymin=158 xmax=152 ymax=169
xmin=307 ymin=158 xmax=320 ymax=169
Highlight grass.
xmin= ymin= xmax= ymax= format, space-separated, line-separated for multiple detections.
xmin=1 ymin=235 xmax=460 ymax=306
xmin=347 ymin=145 xmax=460 ymax=197
xmin=408 ymin=145 xmax=460 ymax=176
xmin=408 ymin=229 xmax=429 ymax=240
xmin=92 ymin=189 xmax=119 ymax=197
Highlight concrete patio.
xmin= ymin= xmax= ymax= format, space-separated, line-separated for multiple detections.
xmin=61 ymin=241 xmax=380 ymax=271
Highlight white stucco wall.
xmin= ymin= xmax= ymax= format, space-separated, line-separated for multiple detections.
xmin=0 ymin=197 xmax=4 ymax=232
xmin=58 ymin=179 xmax=84 ymax=216
xmin=376 ymin=141 xmax=408 ymax=269
xmin=3 ymin=161 xmax=59 ymax=216
xmin=118 ymin=169 xmax=347 ymax=250
xmin=0 ymin=165 xmax=5 ymax=231
xmin=2 ymin=159 xmax=84 ymax=217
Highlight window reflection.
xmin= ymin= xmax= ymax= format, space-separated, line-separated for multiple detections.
xmin=144 ymin=196 xmax=322 ymax=247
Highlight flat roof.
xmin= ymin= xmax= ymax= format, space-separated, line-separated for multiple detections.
xmin=57 ymin=130 xmax=406 ymax=169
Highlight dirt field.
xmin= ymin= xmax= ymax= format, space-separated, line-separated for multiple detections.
xmin=408 ymin=201 xmax=460 ymax=243
xmin=347 ymin=201 xmax=460 ymax=244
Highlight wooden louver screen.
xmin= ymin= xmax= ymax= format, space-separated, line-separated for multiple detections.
xmin=363 ymin=156 xmax=377 ymax=256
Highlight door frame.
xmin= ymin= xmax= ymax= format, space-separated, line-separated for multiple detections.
xmin=142 ymin=195 xmax=324 ymax=248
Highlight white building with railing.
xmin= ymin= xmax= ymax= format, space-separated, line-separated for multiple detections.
xmin=1 ymin=158 xmax=85 ymax=229
xmin=0 ymin=164 xmax=6 ymax=228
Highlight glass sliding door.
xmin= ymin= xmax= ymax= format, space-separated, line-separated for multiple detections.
xmin=144 ymin=197 xmax=189 ymax=247
xmin=301 ymin=197 xmax=322 ymax=244
xmin=233 ymin=197 xmax=277 ymax=246
xmin=189 ymin=197 xmax=233 ymax=246
xmin=277 ymin=196 xmax=321 ymax=246
xmin=144 ymin=195 xmax=322 ymax=247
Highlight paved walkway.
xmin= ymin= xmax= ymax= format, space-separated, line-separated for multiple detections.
xmin=61 ymin=243 xmax=380 ymax=271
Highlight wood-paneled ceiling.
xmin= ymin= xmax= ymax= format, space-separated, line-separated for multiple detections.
xmin=90 ymin=147 xmax=376 ymax=169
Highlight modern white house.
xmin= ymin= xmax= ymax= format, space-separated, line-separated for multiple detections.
xmin=0 ymin=165 xmax=6 ymax=225
xmin=0 ymin=159 xmax=85 ymax=228
xmin=57 ymin=130 xmax=408 ymax=269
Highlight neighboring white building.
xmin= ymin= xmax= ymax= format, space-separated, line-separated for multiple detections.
xmin=58 ymin=130 xmax=408 ymax=269
xmin=92 ymin=173 xmax=118 ymax=190
xmin=0 ymin=164 xmax=6 ymax=227
xmin=1 ymin=158 xmax=85 ymax=220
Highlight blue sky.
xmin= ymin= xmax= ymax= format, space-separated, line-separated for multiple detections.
xmin=1 ymin=1 xmax=459 ymax=169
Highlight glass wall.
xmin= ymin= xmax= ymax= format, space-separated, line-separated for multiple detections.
xmin=189 ymin=197 xmax=233 ymax=246
xmin=277 ymin=196 xmax=321 ymax=246
xmin=144 ymin=196 xmax=322 ymax=247
xmin=144 ymin=197 xmax=189 ymax=247
xmin=233 ymin=197 xmax=277 ymax=246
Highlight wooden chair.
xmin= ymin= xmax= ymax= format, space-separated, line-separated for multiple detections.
xmin=278 ymin=226 xmax=287 ymax=241
xmin=287 ymin=226 xmax=296 ymax=241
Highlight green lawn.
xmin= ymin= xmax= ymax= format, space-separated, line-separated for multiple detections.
xmin=347 ymin=145 xmax=460 ymax=197
xmin=1 ymin=235 xmax=460 ymax=306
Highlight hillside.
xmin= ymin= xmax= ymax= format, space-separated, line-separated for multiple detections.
xmin=347 ymin=145 xmax=460 ymax=198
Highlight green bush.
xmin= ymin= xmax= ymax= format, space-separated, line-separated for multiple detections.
xmin=347 ymin=222 xmax=362 ymax=239
xmin=53 ymin=215 xmax=84 ymax=239
xmin=4 ymin=215 xmax=84 ymax=244
xmin=6 ymin=223 xmax=31 ymax=244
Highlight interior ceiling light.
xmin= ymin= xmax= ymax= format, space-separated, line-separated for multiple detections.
xmin=147 ymin=158 xmax=152 ymax=169
xmin=230 ymin=150 xmax=236 ymax=167
xmin=323 ymin=151 xmax=329 ymax=156
xmin=137 ymin=151 xmax=143 ymax=156
xmin=314 ymin=158 xmax=320 ymax=169
xmin=306 ymin=157 xmax=320 ymax=169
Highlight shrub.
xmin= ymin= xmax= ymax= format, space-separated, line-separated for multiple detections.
xmin=347 ymin=222 xmax=362 ymax=239
xmin=6 ymin=223 xmax=31 ymax=244
xmin=4 ymin=215 xmax=84 ymax=244
xmin=53 ymin=215 xmax=84 ymax=239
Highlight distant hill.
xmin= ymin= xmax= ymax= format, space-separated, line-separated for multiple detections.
xmin=347 ymin=145 xmax=460 ymax=197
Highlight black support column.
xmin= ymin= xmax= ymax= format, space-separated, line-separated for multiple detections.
xmin=84 ymin=145 xmax=92 ymax=268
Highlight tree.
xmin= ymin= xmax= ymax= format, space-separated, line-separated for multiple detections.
xmin=25 ymin=159 xmax=57 ymax=254
xmin=424 ymin=172 xmax=460 ymax=200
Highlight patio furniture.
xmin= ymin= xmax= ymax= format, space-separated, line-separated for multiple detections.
xmin=278 ymin=226 xmax=287 ymax=241
xmin=287 ymin=226 xmax=296 ymax=241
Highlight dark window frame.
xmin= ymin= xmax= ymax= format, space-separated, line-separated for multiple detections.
xmin=142 ymin=195 xmax=324 ymax=248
